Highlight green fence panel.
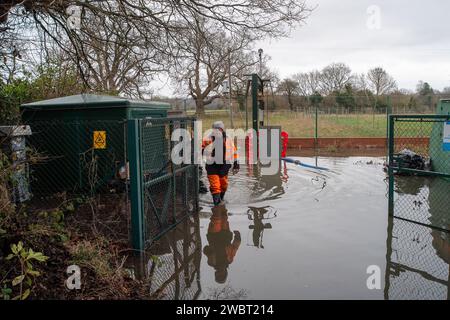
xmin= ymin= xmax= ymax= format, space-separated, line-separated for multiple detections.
xmin=388 ymin=114 xmax=450 ymax=233
xmin=137 ymin=117 xmax=199 ymax=249
xmin=25 ymin=117 xmax=199 ymax=252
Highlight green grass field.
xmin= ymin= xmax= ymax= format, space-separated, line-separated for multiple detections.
xmin=191 ymin=111 xmax=389 ymax=137
xmin=188 ymin=111 xmax=434 ymax=138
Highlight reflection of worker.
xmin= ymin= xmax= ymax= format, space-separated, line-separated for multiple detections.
xmin=203 ymin=206 xmax=241 ymax=283
xmin=202 ymin=121 xmax=239 ymax=206
xmin=248 ymin=206 xmax=274 ymax=248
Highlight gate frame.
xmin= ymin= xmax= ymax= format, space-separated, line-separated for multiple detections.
xmin=388 ymin=114 xmax=450 ymax=232
xmin=128 ymin=118 xmax=199 ymax=251
xmin=128 ymin=120 xmax=145 ymax=250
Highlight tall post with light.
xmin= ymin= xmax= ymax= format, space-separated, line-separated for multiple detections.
xmin=228 ymin=48 xmax=234 ymax=128
xmin=258 ymin=48 xmax=263 ymax=76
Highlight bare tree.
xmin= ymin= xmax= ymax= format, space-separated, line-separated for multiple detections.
xmin=319 ymin=63 xmax=353 ymax=94
xmin=294 ymin=70 xmax=322 ymax=96
xmin=367 ymin=67 xmax=397 ymax=97
xmin=354 ymin=73 xmax=373 ymax=110
xmin=1 ymin=45 xmax=21 ymax=84
xmin=277 ymin=78 xmax=299 ymax=111
xmin=73 ymin=12 xmax=165 ymax=98
xmin=171 ymin=17 xmax=260 ymax=115
xmin=0 ymin=10 xmax=30 ymax=84
xmin=1 ymin=0 xmax=313 ymax=93
xmin=30 ymin=47 xmax=85 ymax=99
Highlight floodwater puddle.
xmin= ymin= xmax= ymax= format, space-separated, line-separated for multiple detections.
xmin=129 ymin=156 xmax=449 ymax=300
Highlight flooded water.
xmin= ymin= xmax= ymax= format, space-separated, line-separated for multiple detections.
xmin=133 ymin=156 xmax=450 ymax=300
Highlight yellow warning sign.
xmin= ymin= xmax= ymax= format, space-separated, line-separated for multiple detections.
xmin=93 ymin=131 xmax=107 ymax=149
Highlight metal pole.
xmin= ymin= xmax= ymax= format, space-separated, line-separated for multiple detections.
xmin=228 ymin=49 xmax=234 ymax=128
xmin=265 ymin=85 xmax=269 ymax=127
xmin=315 ymin=102 xmax=318 ymax=151
xmin=258 ymin=48 xmax=263 ymax=76
xmin=245 ymin=91 xmax=249 ymax=131
xmin=252 ymin=74 xmax=259 ymax=133
xmin=388 ymin=115 xmax=395 ymax=216
xmin=386 ymin=95 xmax=392 ymax=162
xmin=128 ymin=120 xmax=145 ymax=251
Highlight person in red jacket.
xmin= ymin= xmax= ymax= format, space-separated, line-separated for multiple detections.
xmin=281 ymin=131 xmax=289 ymax=158
xmin=202 ymin=121 xmax=239 ymax=206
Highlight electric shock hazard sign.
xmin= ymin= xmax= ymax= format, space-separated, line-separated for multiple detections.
xmin=93 ymin=131 xmax=107 ymax=149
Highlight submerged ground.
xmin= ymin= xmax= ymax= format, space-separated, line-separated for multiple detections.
xmin=140 ymin=156 xmax=449 ymax=300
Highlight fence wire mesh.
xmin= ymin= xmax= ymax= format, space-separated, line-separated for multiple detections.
xmin=388 ymin=115 xmax=450 ymax=232
xmin=139 ymin=117 xmax=199 ymax=247
xmin=144 ymin=215 xmax=202 ymax=300
xmin=11 ymin=119 xmax=133 ymax=245
xmin=26 ymin=120 xmax=127 ymax=196
xmin=385 ymin=217 xmax=449 ymax=300
xmin=22 ymin=117 xmax=199 ymax=250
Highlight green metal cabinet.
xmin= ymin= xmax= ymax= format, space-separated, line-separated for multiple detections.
xmin=21 ymin=94 xmax=170 ymax=194
xmin=429 ymin=100 xmax=450 ymax=175
xmin=21 ymin=94 xmax=170 ymax=121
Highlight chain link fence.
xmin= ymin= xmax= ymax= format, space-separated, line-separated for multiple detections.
xmin=1 ymin=119 xmax=133 ymax=245
xmin=139 ymin=117 xmax=199 ymax=247
xmin=385 ymin=217 xmax=449 ymax=300
xmin=144 ymin=215 xmax=202 ymax=300
xmin=20 ymin=117 xmax=199 ymax=250
xmin=388 ymin=115 xmax=450 ymax=232
xmin=27 ymin=120 xmax=127 ymax=196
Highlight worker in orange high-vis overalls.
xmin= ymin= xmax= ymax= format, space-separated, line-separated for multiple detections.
xmin=202 ymin=121 xmax=239 ymax=206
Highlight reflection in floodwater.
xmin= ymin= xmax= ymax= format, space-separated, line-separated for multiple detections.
xmin=207 ymin=285 xmax=248 ymax=300
xmin=199 ymin=161 xmax=289 ymax=208
xmin=428 ymin=178 xmax=450 ymax=232
xmin=394 ymin=176 xmax=450 ymax=230
xmin=135 ymin=156 xmax=449 ymax=300
xmin=385 ymin=216 xmax=450 ymax=300
xmin=204 ymin=162 xmax=285 ymax=252
xmin=388 ymin=174 xmax=449 ymax=299
xmin=247 ymin=206 xmax=277 ymax=249
xmin=128 ymin=215 xmax=202 ymax=300
xmin=203 ymin=206 xmax=241 ymax=284
xmin=245 ymin=161 xmax=289 ymax=202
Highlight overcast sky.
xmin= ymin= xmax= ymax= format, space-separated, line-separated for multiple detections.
xmin=155 ymin=0 xmax=450 ymax=97
xmin=259 ymin=0 xmax=450 ymax=91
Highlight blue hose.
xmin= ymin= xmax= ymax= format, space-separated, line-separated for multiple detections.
xmin=282 ymin=157 xmax=329 ymax=171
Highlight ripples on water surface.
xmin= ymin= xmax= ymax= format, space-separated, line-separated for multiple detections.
xmin=132 ymin=157 xmax=449 ymax=300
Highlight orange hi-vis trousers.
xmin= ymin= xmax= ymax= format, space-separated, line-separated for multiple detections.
xmin=208 ymin=174 xmax=228 ymax=195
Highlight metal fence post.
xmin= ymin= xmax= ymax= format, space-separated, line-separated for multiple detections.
xmin=386 ymin=95 xmax=392 ymax=162
xmin=172 ymin=165 xmax=177 ymax=222
xmin=128 ymin=119 xmax=145 ymax=251
xmin=388 ymin=115 xmax=395 ymax=216
xmin=315 ymin=103 xmax=318 ymax=151
xmin=170 ymin=120 xmax=177 ymax=222
xmin=252 ymin=73 xmax=259 ymax=133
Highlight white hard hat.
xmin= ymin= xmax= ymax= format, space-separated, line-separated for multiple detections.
xmin=212 ymin=121 xmax=225 ymax=130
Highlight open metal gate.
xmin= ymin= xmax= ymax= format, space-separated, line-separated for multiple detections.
xmin=129 ymin=117 xmax=199 ymax=250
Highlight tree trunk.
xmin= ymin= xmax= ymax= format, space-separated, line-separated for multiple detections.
xmin=288 ymin=95 xmax=294 ymax=111
xmin=196 ymin=99 xmax=205 ymax=116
